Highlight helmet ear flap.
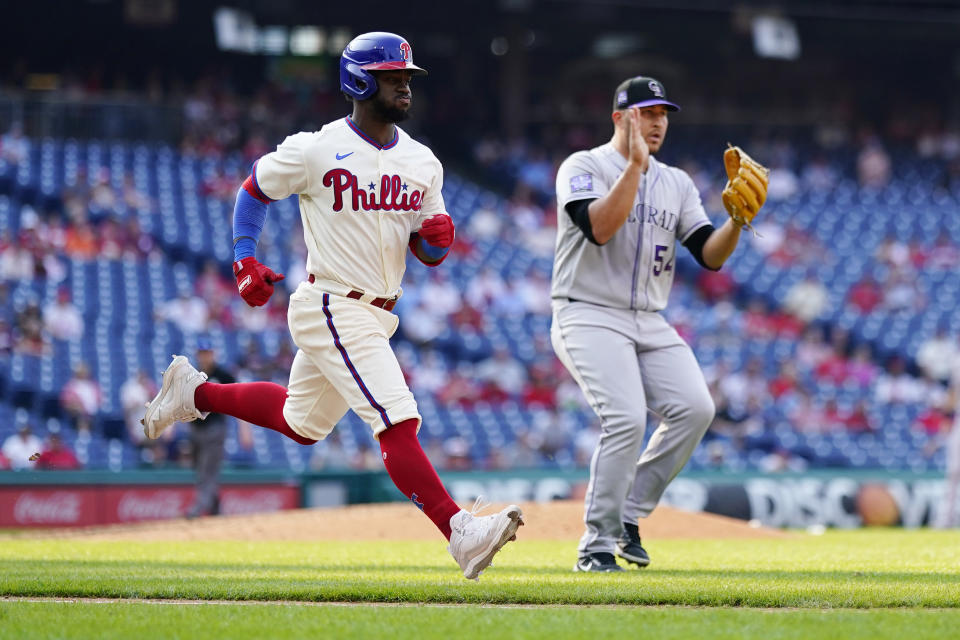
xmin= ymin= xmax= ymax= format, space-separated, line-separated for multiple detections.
xmin=340 ymin=61 xmax=378 ymax=100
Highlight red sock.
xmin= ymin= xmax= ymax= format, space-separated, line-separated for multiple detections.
xmin=378 ymin=419 xmax=462 ymax=540
xmin=194 ymin=382 xmax=317 ymax=445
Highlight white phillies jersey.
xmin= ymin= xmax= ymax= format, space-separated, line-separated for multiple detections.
xmin=552 ymin=143 xmax=711 ymax=311
xmin=254 ymin=117 xmax=446 ymax=298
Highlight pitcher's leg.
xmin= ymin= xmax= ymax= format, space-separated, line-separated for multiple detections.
xmin=623 ymin=344 xmax=714 ymax=522
xmin=940 ymin=430 xmax=960 ymax=527
xmin=552 ymin=316 xmax=647 ymax=557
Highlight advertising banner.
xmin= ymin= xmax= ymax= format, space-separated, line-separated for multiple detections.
xmin=0 ymin=488 xmax=100 ymax=527
xmin=428 ymin=471 xmax=951 ymax=528
xmin=0 ymin=484 xmax=299 ymax=527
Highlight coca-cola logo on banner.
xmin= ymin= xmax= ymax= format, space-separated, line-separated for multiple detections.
xmin=117 ymin=491 xmax=186 ymax=521
xmin=221 ymin=491 xmax=287 ymax=515
xmin=14 ymin=492 xmax=82 ymax=524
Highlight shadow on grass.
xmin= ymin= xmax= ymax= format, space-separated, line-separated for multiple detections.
xmin=3 ymin=553 xmax=959 ymax=611
xmin=0 ymin=558 xmax=454 ymax=576
xmin=2 ymin=558 xmax=959 ymax=582
xmin=7 ymin=559 xmax=960 ymax=584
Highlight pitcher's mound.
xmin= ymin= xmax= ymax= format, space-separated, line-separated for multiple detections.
xmin=37 ymin=500 xmax=788 ymax=541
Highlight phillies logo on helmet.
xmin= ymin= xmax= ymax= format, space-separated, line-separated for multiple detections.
xmin=648 ymin=80 xmax=664 ymax=97
xmin=400 ymin=42 xmax=411 ymax=61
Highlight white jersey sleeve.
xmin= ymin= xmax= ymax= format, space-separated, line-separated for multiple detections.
xmin=556 ymin=151 xmax=606 ymax=210
xmin=415 ymin=160 xmax=446 ymax=228
xmin=254 ymin=132 xmax=313 ymax=200
xmin=676 ymin=171 xmax=712 ymax=243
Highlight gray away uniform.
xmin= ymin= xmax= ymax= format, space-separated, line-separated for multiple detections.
xmin=550 ymin=143 xmax=717 ymax=556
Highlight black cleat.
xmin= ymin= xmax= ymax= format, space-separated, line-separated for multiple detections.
xmin=616 ymin=525 xmax=651 ymax=568
xmin=573 ymin=552 xmax=624 ymax=572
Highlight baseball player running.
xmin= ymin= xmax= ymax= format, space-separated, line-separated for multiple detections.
xmin=142 ymin=32 xmax=522 ymax=580
xmin=551 ymin=76 xmax=768 ymax=571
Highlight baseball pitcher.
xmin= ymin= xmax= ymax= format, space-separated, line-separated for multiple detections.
xmin=551 ymin=76 xmax=768 ymax=571
xmin=935 ymin=353 xmax=960 ymax=528
xmin=142 ymin=32 xmax=522 ymax=580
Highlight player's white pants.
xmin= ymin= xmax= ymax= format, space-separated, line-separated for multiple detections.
xmin=283 ymin=281 xmax=421 ymax=441
xmin=551 ymin=300 xmax=714 ymax=556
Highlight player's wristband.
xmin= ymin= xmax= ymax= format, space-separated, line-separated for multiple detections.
xmin=419 ymin=238 xmax=449 ymax=260
xmin=408 ymin=233 xmax=450 ymax=266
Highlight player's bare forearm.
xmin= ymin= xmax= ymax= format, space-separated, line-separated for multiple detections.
xmin=589 ymin=162 xmax=643 ymax=244
xmin=701 ymin=218 xmax=742 ymax=269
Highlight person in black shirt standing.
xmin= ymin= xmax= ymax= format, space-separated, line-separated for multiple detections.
xmin=186 ymin=338 xmax=236 ymax=519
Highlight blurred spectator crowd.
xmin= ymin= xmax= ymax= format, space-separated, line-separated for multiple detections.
xmin=1 ymin=76 xmax=959 ymax=476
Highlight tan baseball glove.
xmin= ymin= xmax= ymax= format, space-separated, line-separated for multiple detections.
xmin=721 ymin=144 xmax=769 ymax=231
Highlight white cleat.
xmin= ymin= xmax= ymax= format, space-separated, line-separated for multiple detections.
xmin=141 ymin=354 xmax=209 ymax=439
xmin=448 ymin=497 xmax=524 ymax=581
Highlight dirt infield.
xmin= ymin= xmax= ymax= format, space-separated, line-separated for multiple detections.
xmin=25 ymin=500 xmax=788 ymax=541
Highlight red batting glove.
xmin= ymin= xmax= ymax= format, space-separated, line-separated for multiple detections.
xmin=233 ymin=257 xmax=285 ymax=307
xmin=418 ymin=215 xmax=455 ymax=248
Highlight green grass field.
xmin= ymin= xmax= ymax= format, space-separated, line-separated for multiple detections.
xmin=1 ymin=529 xmax=959 ymax=639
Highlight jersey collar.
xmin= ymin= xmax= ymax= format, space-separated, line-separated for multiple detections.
xmin=345 ymin=117 xmax=399 ymax=150
xmin=603 ymin=143 xmax=660 ymax=177
xmin=647 ymin=155 xmax=661 ymax=178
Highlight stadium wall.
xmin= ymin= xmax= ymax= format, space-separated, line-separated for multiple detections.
xmin=0 ymin=469 xmax=948 ymax=529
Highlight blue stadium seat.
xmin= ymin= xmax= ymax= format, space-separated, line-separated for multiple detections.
xmin=1 ymin=134 xmax=956 ymax=473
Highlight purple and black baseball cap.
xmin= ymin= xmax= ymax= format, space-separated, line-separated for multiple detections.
xmin=613 ymin=76 xmax=680 ymax=112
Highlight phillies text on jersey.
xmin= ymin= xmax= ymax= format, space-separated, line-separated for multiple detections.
xmin=254 ymin=117 xmax=447 ymax=298
xmin=322 ymin=169 xmax=424 ymax=212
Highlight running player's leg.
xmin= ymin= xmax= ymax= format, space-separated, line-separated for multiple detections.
xmin=552 ymin=305 xmax=647 ymax=557
xmin=623 ymin=342 xmax=714 ymax=523
xmin=290 ymin=292 xmax=461 ymax=538
xmin=194 ymin=355 xmax=322 ymax=445
xmin=282 ymin=349 xmax=349 ymax=442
